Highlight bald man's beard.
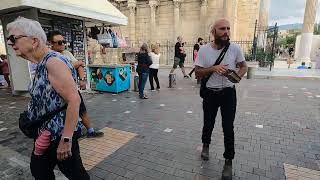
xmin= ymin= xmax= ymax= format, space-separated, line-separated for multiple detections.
xmin=214 ymin=34 xmax=230 ymax=47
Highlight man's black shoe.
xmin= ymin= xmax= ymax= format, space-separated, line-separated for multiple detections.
xmin=201 ymin=144 xmax=209 ymax=160
xmin=222 ymin=159 xmax=232 ymax=180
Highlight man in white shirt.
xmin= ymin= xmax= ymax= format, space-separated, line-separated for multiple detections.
xmin=195 ymin=19 xmax=248 ymax=179
xmin=48 ymin=31 xmax=103 ymax=138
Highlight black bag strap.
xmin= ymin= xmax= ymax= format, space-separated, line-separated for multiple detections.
xmin=40 ymin=104 xmax=68 ymax=128
xmin=45 ymin=105 xmax=67 ymax=120
xmin=214 ymin=43 xmax=230 ymax=66
xmin=203 ymin=42 xmax=230 ymax=84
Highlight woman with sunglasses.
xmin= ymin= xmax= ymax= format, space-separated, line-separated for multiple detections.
xmin=6 ymin=17 xmax=89 ymax=179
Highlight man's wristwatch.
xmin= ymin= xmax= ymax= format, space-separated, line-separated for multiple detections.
xmin=63 ymin=137 xmax=71 ymax=143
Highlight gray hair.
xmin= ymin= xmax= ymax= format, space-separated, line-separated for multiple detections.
xmin=7 ymin=17 xmax=47 ymax=44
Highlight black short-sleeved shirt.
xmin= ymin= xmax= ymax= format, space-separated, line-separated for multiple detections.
xmin=174 ymin=42 xmax=183 ymax=59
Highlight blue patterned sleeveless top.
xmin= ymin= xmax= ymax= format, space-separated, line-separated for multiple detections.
xmin=27 ymin=51 xmax=83 ymax=141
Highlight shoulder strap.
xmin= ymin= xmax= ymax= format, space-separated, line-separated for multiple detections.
xmin=204 ymin=43 xmax=230 ymax=82
xmin=40 ymin=104 xmax=68 ymax=128
xmin=214 ymin=43 xmax=230 ymax=66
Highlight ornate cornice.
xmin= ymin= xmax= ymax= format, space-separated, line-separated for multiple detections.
xmin=128 ymin=0 xmax=137 ymax=8
xmin=201 ymin=0 xmax=208 ymax=6
xmin=149 ymin=0 xmax=160 ymax=8
xmin=173 ymin=0 xmax=184 ymax=8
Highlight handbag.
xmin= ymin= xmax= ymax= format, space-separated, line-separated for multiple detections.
xmin=97 ymin=28 xmax=113 ymax=47
xmin=116 ymin=29 xmax=127 ymax=48
xmin=200 ymin=43 xmax=230 ymax=98
xmin=19 ymin=105 xmax=67 ymax=139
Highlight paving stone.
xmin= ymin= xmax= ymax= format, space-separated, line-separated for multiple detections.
xmin=253 ymin=167 xmax=267 ymax=176
xmin=1 ymin=70 xmax=320 ymax=179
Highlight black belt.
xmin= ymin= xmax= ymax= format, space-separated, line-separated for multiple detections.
xmin=207 ymin=86 xmax=235 ymax=92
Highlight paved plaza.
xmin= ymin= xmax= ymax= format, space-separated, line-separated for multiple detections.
xmin=0 ymin=68 xmax=320 ymax=180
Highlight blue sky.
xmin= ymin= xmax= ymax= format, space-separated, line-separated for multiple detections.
xmin=269 ymin=0 xmax=320 ymax=26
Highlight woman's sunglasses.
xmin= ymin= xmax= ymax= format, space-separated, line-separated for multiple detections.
xmin=6 ymin=35 xmax=27 ymax=45
xmin=52 ymin=40 xmax=66 ymax=46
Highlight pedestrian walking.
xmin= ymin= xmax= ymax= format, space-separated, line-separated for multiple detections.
xmin=188 ymin=37 xmax=203 ymax=77
xmin=48 ymin=30 xmax=104 ymax=138
xmin=137 ymin=43 xmax=152 ymax=99
xmin=7 ymin=17 xmax=90 ymax=180
xmin=149 ymin=44 xmax=161 ymax=91
xmin=0 ymin=54 xmax=10 ymax=87
xmin=195 ymin=18 xmax=248 ymax=180
xmin=169 ymin=36 xmax=189 ymax=78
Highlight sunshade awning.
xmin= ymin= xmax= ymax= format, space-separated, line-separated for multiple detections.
xmin=0 ymin=0 xmax=128 ymax=26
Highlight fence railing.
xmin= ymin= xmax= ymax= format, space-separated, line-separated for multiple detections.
xmin=158 ymin=40 xmax=253 ymax=66
xmin=97 ymin=40 xmax=253 ymax=66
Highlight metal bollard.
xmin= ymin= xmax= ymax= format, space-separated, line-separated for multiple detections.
xmin=247 ymin=67 xmax=255 ymax=79
xmin=133 ymin=75 xmax=139 ymax=92
xmin=196 ymin=77 xmax=201 ymax=84
xmin=168 ymin=73 xmax=176 ymax=88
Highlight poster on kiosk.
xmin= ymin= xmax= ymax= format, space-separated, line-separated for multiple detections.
xmin=0 ymin=0 xmax=128 ymax=95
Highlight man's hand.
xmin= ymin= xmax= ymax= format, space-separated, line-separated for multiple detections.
xmin=237 ymin=61 xmax=248 ymax=77
xmin=57 ymin=139 xmax=72 ymax=161
xmin=72 ymin=61 xmax=85 ymax=69
xmin=212 ymin=64 xmax=229 ymax=74
xmin=79 ymin=80 xmax=86 ymax=90
xmin=78 ymin=61 xmax=85 ymax=67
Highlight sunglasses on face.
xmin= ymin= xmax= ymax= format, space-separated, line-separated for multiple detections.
xmin=52 ymin=40 xmax=66 ymax=45
xmin=6 ymin=35 xmax=28 ymax=45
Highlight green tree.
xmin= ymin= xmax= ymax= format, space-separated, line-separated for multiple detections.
xmin=314 ymin=23 xmax=320 ymax=35
xmin=286 ymin=35 xmax=296 ymax=45
xmin=277 ymin=35 xmax=296 ymax=47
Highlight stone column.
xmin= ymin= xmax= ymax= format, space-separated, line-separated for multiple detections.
xmin=297 ymin=0 xmax=318 ymax=63
xmin=173 ymin=0 xmax=183 ymax=41
xmin=257 ymin=0 xmax=270 ymax=48
xmin=223 ymin=0 xmax=236 ymax=40
xmin=200 ymin=0 xmax=208 ymax=40
xmin=128 ymin=0 xmax=136 ymax=47
xmin=149 ymin=0 xmax=159 ymax=43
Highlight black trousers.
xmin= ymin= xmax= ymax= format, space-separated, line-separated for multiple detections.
xmin=202 ymin=87 xmax=237 ymax=160
xmin=30 ymin=131 xmax=90 ymax=180
xmin=149 ymin=68 xmax=160 ymax=90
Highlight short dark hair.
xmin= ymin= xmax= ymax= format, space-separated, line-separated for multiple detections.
xmin=47 ymin=30 xmax=63 ymax=42
xmin=198 ymin=37 xmax=203 ymax=43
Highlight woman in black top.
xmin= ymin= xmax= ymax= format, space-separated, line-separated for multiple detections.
xmin=136 ymin=43 xmax=152 ymax=99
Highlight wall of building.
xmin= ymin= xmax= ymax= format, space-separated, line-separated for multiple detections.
xmin=113 ymin=0 xmax=261 ymax=44
xmin=236 ymin=0 xmax=260 ymax=41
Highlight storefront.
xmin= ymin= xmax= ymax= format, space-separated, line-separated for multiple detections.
xmin=0 ymin=0 xmax=129 ymax=95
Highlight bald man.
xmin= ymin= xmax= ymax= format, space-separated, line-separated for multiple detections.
xmin=195 ymin=19 xmax=248 ymax=179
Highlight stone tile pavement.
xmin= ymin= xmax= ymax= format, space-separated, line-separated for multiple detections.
xmin=0 ymin=68 xmax=320 ymax=179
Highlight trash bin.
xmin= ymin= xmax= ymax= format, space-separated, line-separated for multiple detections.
xmin=247 ymin=67 xmax=256 ymax=79
xmin=168 ymin=73 xmax=176 ymax=88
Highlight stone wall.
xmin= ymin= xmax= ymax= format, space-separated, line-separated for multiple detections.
xmin=112 ymin=0 xmax=261 ymax=45
xmin=236 ymin=0 xmax=260 ymax=41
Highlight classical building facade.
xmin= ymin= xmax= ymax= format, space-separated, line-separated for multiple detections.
xmin=110 ymin=0 xmax=264 ymax=45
